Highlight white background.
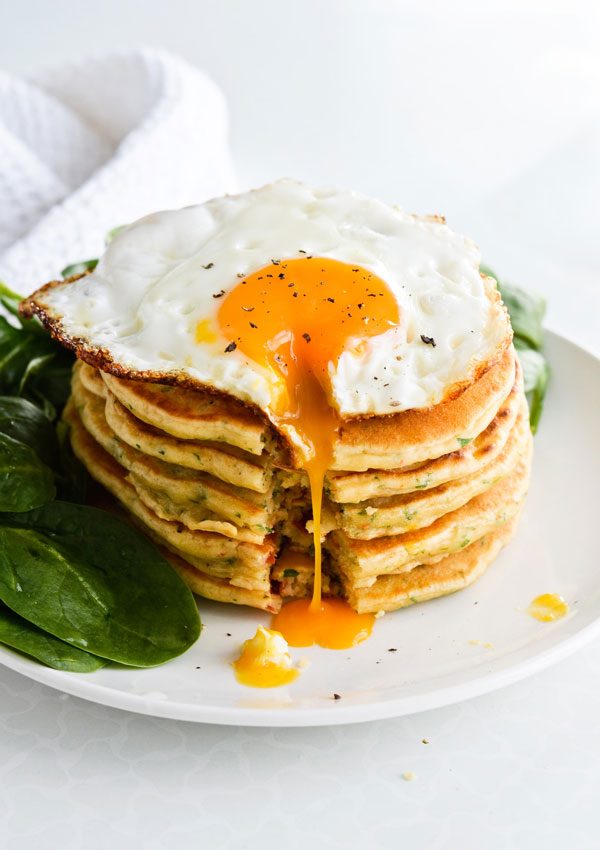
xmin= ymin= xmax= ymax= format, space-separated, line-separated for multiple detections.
xmin=1 ymin=1 xmax=600 ymax=848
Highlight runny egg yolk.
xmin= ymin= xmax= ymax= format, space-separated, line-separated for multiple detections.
xmin=527 ymin=593 xmax=569 ymax=622
xmin=214 ymin=257 xmax=399 ymax=657
xmin=233 ymin=626 xmax=299 ymax=688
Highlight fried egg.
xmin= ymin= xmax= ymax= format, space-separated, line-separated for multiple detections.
xmin=31 ymin=179 xmax=509 ymax=421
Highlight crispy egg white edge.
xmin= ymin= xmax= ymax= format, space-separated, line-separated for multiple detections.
xmin=34 ymin=179 xmax=509 ymax=416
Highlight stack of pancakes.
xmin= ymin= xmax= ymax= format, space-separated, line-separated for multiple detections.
xmin=65 ymin=342 xmax=531 ymax=615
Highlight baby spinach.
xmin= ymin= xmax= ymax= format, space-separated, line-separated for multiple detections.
xmin=55 ymin=421 xmax=88 ymax=503
xmin=0 ymin=603 xmax=105 ymax=672
xmin=0 ymin=396 xmax=59 ymax=470
xmin=0 ymin=432 xmax=55 ymax=511
xmin=0 ymin=282 xmax=46 ymax=336
xmin=61 ymin=259 xmax=98 ymax=278
xmin=105 ymin=225 xmax=126 ymax=244
xmin=0 ymin=501 xmax=201 ymax=666
xmin=514 ymin=339 xmax=549 ymax=434
xmin=0 ymin=314 xmax=73 ymax=407
xmin=497 ymin=282 xmax=545 ymax=351
xmin=482 ymin=264 xmax=549 ymax=432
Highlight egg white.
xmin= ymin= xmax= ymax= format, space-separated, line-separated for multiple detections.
xmin=38 ymin=180 xmax=510 ymax=415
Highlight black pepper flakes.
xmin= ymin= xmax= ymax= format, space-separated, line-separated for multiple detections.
xmin=388 ymin=647 xmax=398 ymax=652
xmin=333 ymin=693 xmax=341 ymax=701
xmin=302 ymin=332 xmax=311 ymax=343
xmin=224 ymin=341 xmax=237 ymax=353
xmin=249 ymin=322 xmax=258 ymax=329
xmin=327 ymin=297 xmax=335 ymax=303
xmin=420 ymin=335 xmax=436 ymax=347
xmin=212 ymin=290 xmax=225 ymax=299
xmin=293 ymin=291 xmax=298 ymax=298
xmin=202 ymin=262 xmax=214 ymax=270
xmin=241 ymin=306 xmax=254 ymax=312
xmin=278 ymin=272 xmax=285 ymax=279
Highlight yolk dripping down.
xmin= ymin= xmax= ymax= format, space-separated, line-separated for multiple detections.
xmin=215 ymin=257 xmax=399 ymax=655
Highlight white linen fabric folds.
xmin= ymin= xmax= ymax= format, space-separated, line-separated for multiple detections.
xmin=0 ymin=47 xmax=236 ymax=292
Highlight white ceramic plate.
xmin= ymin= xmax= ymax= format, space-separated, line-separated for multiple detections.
xmin=0 ymin=330 xmax=598 ymax=726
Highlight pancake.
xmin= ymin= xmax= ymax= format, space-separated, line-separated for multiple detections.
xmin=165 ymin=551 xmax=280 ymax=613
xmin=346 ymin=513 xmax=521 ymax=614
xmin=64 ymin=356 xmax=532 ymax=616
xmin=328 ymin=435 xmax=531 ymax=587
xmin=66 ymin=337 xmax=531 ymax=614
xmin=65 ymin=403 xmax=279 ymax=600
xmin=68 ymin=398 xmax=524 ymax=618
xmin=104 ymin=387 xmax=271 ymax=493
xmin=71 ymin=369 xmax=277 ymax=537
xmin=331 ymin=346 xmax=516 ymax=471
xmin=77 ymin=361 xmax=107 ymax=398
xmin=65 ymin=335 xmax=531 ymax=616
xmin=334 ymin=396 xmax=529 ymax=539
xmin=75 ymin=361 xmax=272 ymax=496
xmin=99 ymin=344 xmax=515 ymax=475
xmin=327 ymin=358 xmax=522 ymax=502
xmin=101 ymin=370 xmax=270 ymax=456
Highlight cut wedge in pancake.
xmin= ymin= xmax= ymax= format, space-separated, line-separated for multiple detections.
xmin=335 ymin=397 xmax=529 ymax=539
xmin=327 ymin=358 xmax=522 ymax=502
xmin=101 ymin=370 xmax=269 ymax=456
xmin=331 ymin=346 xmax=516 ymax=472
xmin=346 ymin=513 xmax=521 ymax=614
xmin=328 ymin=434 xmax=532 ymax=587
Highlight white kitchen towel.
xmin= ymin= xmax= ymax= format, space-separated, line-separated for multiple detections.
xmin=0 ymin=47 xmax=236 ymax=293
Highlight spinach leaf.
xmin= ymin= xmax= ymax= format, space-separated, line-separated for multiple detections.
xmin=0 ymin=316 xmax=62 ymax=395
xmin=0 ymin=502 xmax=201 ymax=666
xmin=514 ymin=339 xmax=549 ymax=434
xmin=0 ymin=282 xmax=47 ymax=336
xmin=481 ymin=266 xmax=546 ymax=350
xmin=0 ymin=396 xmax=59 ymax=470
xmin=0 ymin=603 xmax=105 ymax=672
xmin=55 ymin=421 xmax=88 ymax=503
xmin=0 ymin=432 xmax=55 ymax=511
xmin=497 ymin=281 xmax=546 ymax=351
xmin=17 ymin=349 xmax=73 ymax=417
xmin=0 ymin=282 xmax=25 ymax=323
xmin=482 ymin=264 xmax=549 ymax=432
xmin=105 ymin=225 xmax=125 ymax=244
xmin=61 ymin=259 xmax=98 ymax=278
xmin=18 ymin=352 xmax=56 ymax=396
